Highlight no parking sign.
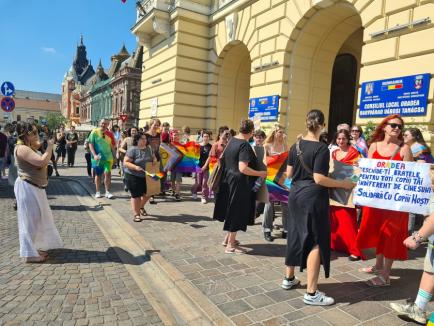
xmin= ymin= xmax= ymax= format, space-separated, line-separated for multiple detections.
xmin=1 ymin=96 xmax=15 ymax=112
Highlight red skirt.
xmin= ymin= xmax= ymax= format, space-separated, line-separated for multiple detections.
xmin=356 ymin=206 xmax=408 ymax=260
xmin=330 ymin=206 xmax=362 ymax=257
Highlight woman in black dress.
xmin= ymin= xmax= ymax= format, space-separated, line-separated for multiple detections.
xmin=282 ymin=110 xmax=354 ymax=306
xmin=213 ymin=119 xmax=267 ymax=254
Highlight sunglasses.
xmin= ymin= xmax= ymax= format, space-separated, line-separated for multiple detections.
xmin=387 ymin=123 xmax=403 ymax=130
xmin=351 ymin=129 xmax=360 ymax=133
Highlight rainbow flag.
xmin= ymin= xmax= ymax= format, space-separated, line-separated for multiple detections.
xmin=145 ymin=171 xmax=165 ymax=180
xmin=266 ymin=152 xmax=290 ymax=202
xmin=173 ymin=141 xmax=200 ymax=173
xmin=208 ymin=156 xmax=219 ymax=174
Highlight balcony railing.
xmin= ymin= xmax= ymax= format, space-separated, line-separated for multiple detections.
xmin=135 ymin=0 xmax=237 ymax=20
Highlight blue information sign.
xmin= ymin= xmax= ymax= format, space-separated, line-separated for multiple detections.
xmin=359 ymin=73 xmax=430 ymax=118
xmin=249 ymin=95 xmax=279 ymax=122
xmin=1 ymin=81 xmax=15 ymax=97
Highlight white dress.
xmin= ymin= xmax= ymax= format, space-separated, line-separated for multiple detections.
xmin=14 ymin=178 xmax=63 ymax=257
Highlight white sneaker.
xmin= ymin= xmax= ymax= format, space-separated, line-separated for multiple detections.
xmin=303 ymin=291 xmax=334 ymax=306
xmin=390 ymin=302 xmax=427 ymax=324
xmin=281 ymin=277 xmax=300 ymax=290
xmin=192 ymin=193 xmax=198 ymax=200
xmin=201 ymin=198 xmax=207 ymax=204
xmin=105 ymin=192 xmax=114 ymax=199
xmin=95 ymin=192 xmax=102 ymax=198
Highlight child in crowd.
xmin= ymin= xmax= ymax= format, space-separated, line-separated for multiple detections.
xmin=192 ymin=131 xmax=211 ymax=204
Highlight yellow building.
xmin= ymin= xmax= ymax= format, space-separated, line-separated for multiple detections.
xmin=132 ymin=0 xmax=434 ymax=141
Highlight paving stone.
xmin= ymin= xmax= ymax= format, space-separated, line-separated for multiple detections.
xmin=0 ymin=179 xmax=161 ymax=325
xmin=341 ymin=300 xmax=390 ymax=321
xmin=231 ymin=314 xmax=253 ymax=326
xmin=244 ymin=294 xmax=275 ymax=309
xmin=218 ymin=300 xmax=253 ymax=316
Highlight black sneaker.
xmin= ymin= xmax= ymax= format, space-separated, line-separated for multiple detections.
xmin=264 ymin=232 xmax=273 ymax=242
xmin=174 ymin=194 xmax=181 ymax=202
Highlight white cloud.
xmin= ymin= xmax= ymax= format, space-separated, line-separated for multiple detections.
xmin=41 ymin=47 xmax=56 ymax=54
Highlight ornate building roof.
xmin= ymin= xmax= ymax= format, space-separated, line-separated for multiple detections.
xmin=86 ymin=60 xmax=110 ymax=86
xmin=71 ymin=35 xmax=95 ymax=85
xmin=108 ymin=44 xmax=131 ymax=77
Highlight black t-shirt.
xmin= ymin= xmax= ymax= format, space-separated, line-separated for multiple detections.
xmin=199 ymin=143 xmax=212 ymax=168
xmin=287 ymin=139 xmax=329 ymax=182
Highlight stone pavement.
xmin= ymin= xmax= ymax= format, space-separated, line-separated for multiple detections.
xmin=0 ymin=178 xmax=163 ymax=326
xmin=55 ymin=148 xmax=431 ymax=325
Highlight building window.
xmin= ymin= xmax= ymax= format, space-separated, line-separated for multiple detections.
xmin=75 ymin=106 xmax=79 ymax=115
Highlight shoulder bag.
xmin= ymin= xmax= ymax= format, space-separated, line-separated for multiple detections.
xmin=296 ymin=139 xmax=313 ymax=175
xmin=207 ymin=141 xmax=230 ymax=193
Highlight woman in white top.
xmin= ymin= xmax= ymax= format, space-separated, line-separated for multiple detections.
xmin=262 ymin=125 xmax=289 ymax=242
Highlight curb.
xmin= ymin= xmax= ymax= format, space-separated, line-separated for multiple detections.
xmin=61 ymin=177 xmax=234 ymax=326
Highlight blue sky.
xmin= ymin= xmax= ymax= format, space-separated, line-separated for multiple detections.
xmin=0 ymin=0 xmax=138 ymax=94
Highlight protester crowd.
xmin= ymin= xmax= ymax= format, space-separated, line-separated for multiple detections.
xmin=2 ymin=110 xmax=434 ymax=323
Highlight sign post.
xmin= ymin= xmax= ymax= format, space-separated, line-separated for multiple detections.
xmin=1 ymin=81 xmax=15 ymax=97
xmin=249 ymin=95 xmax=279 ymax=122
xmin=1 ymin=97 xmax=15 ymax=113
xmin=359 ymin=73 xmax=430 ymax=118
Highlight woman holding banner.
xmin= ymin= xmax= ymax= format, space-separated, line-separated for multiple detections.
xmin=283 ymin=110 xmax=354 ymax=306
xmin=357 ymin=114 xmax=413 ymax=287
xmin=329 ymin=129 xmax=363 ymax=261
xmin=123 ymin=132 xmax=156 ymax=222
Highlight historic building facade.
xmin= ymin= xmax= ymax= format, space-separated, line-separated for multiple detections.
xmin=61 ymin=36 xmax=95 ymax=124
xmin=132 ymin=0 xmax=434 ymax=141
xmin=61 ymin=39 xmax=143 ymax=128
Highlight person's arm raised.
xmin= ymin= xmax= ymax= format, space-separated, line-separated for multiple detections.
xmin=16 ymin=140 xmax=53 ymax=168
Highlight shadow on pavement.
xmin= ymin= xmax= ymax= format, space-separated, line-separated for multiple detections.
xmin=50 ymin=204 xmax=105 ymax=212
xmin=145 ymin=214 xmax=212 ymax=225
xmin=47 ymin=246 xmax=150 ymax=265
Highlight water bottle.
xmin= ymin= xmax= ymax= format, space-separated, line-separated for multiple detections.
xmin=252 ymin=177 xmax=264 ymax=192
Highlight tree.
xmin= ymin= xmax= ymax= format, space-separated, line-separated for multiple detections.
xmin=363 ymin=121 xmax=377 ymax=144
xmin=45 ymin=112 xmax=68 ymax=131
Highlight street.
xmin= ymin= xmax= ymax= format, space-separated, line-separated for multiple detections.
xmin=0 ymin=147 xmax=430 ymax=325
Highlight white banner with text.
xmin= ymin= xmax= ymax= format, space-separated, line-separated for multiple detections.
xmin=353 ymin=158 xmax=432 ymax=215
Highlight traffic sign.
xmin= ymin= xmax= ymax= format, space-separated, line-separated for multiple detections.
xmin=1 ymin=96 xmax=15 ymax=112
xmin=1 ymin=81 xmax=15 ymax=97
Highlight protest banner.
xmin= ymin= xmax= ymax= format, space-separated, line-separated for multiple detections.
xmin=353 ymin=158 xmax=432 ymax=215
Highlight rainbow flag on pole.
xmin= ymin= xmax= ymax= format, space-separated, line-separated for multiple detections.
xmin=266 ymin=152 xmax=290 ymax=202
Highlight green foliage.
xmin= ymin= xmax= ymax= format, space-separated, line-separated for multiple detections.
xmin=363 ymin=121 xmax=377 ymax=143
xmin=45 ymin=112 xmax=68 ymax=131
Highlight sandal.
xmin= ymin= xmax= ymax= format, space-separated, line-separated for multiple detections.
xmin=149 ymin=196 xmax=156 ymax=204
xmin=25 ymin=255 xmax=48 ymax=263
xmin=221 ymin=240 xmax=240 ymax=247
xmin=225 ymin=247 xmax=247 ymax=254
xmin=359 ymin=266 xmax=382 ymax=274
xmin=38 ymin=250 xmax=49 ymax=258
xmin=140 ymin=208 xmax=148 ymax=217
xmin=366 ymin=275 xmax=390 ymax=287
xmin=133 ymin=215 xmax=142 ymax=222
